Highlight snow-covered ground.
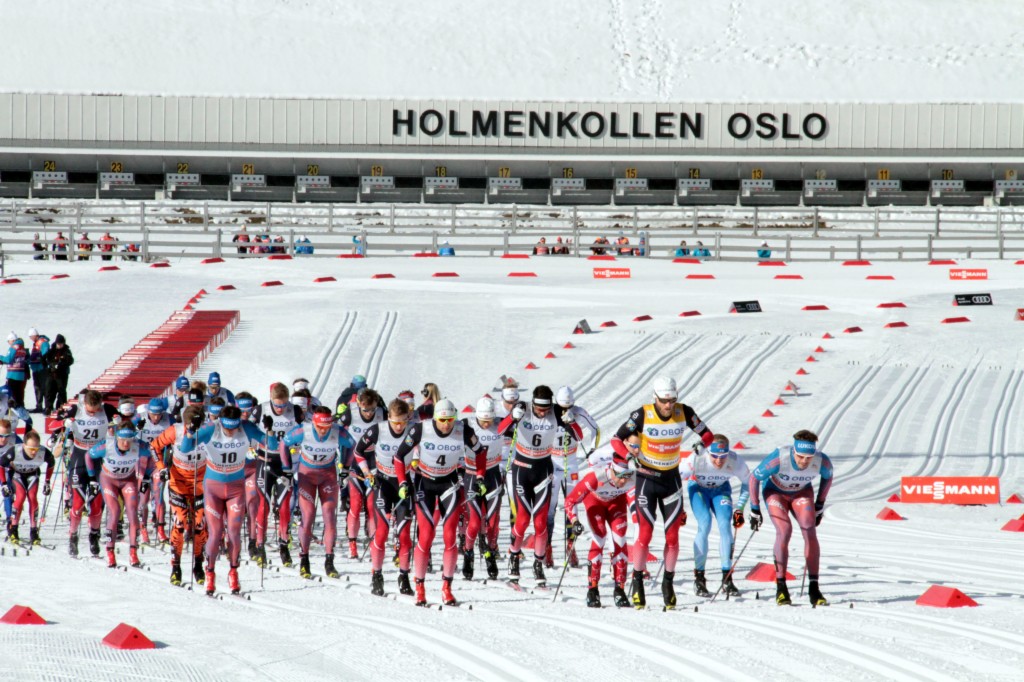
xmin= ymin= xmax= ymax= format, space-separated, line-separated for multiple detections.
xmin=1 ymin=256 xmax=1023 ymax=680
xmin=3 ymin=0 xmax=1024 ymax=102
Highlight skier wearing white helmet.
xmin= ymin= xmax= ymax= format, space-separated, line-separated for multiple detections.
xmin=394 ymin=398 xmax=487 ymax=606
xmin=611 ymin=375 xmax=714 ymax=610
xmin=544 ymin=385 xmax=599 ymax=569
xmin=459 ymin=397 xmax=506 ymax=581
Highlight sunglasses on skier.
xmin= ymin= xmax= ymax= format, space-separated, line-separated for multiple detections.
xmin=271 ymin=400 xmax=290 ymax=409
xmin=0 ymin=433 xmax=11 ymax=440
xmin=435 ymin=416 xmax=455 ymax=424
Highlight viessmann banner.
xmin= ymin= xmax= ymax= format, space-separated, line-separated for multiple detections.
xmin=900 ymin=477 xmax=1000 ymax=504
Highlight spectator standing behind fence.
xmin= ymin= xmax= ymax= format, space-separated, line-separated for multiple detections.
xmin=757 ymin=241 xmax=772 ymax=259
xmin=32 ymin=233 xmax=46 ymax=260
xmin=591 ymin=236 xmax=610 ymax=255
xmin=533 ymin=237 xmax=550 ymax=255
xmin=553 ymin=237 xmax=570 ymax=255
xmin=44 ymin=334 xmax=73 ymax=414
xmin=439 ymin=241 xmax=455 ymax=256
xmin=352 ymin=235 xmax=365 ymax=256
xmin=52 ymin=232 xmax=68 ymax=261
xmin=615 ymin=233 xmax=632 ymax=256
xmin=694 ymin=241 xmax=712 ymax=259
xmin=295 ymin=236 xmax=314 ymax=255
xmin=674 ymin=240 xmax=690 ymax=257
xmin=77 ymin=233 xmax=93 ymax=261
xmin=99 ymin=232 xmax=117 ymax=261
xmin=233 ymin=226 xmax=251 ymax=255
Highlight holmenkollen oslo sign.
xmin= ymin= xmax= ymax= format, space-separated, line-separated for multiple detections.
xmin=392 ymin=108 xmax=828 ymax=142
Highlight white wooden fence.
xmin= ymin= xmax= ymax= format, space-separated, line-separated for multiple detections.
xmin=2 ymin=199 xmax=1023 ymax=262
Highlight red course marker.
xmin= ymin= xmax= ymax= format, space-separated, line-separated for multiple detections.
xmin=102 ymin=623 xmax=156 ymax=650
xmin=915 ymin=585 xmax=978 ymax=608
xmin=261 ymin=281 xmax=284 ymax=287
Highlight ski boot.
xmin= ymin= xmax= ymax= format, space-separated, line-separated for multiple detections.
xmin=193 ymin=555 xmax=205 ymax=585
xmin=568 ymin=545 xmax=579 ymax=569
xmin=613 ymin=584 xmax=630 ymax=608
xmin=462 ymin=549 xmax=474 ymax=580
xmin=29 ymin=527 xmax=40 ymax=546
xmin=776 ymin=580 xmax=792 ymax=606
xmin=392 ymin=546 xmax=401 ymax=568
xmin=279 ymin=539 xmax=293 ymax=568
xmin=415 ymin=578 xmax=427 ymax=606
xmin=722 ymin=570 xmax=741 ymax=597
xmin=156 ymin=524 xmax=168 ymax=544
xmin=808 ymin=580 xmax=829 ymax=607
xmin=106 ymin=548 xmax=117 ymax=568
xmin=255 ymin=544 xmax=267 ymax=568
xmin=228 ymin=567 xmax=241 ymax=595
xmin=483 ymin=548 xmax=499 ymax=580
xmin=662 ymin=571 xmax=677 ymax=610
xmin=694 ymin=569 xmax=711 ymax=598
xmin=507 ymin=550 xmax=522 ymax=582
xmin=348 ymin=538 xmax=359 ymax=559
xmin=299 ymin=554 xmax=312 ymax=579
xmin=68 ymin=533 xmax=79 ymax=557
xmin=371 ymin=570 xmax=385 ymax=596
xmin=586 ymin=587 xmax=602 ymax=608
xmin=88 ymin=530 xmax=101 ymax=557
xmin=247 ymin=538 xmax=258 ymax=561
xmin=205 ymin=569 xmax=216 ymax=596
xmin=533 ymin=558 xmax=547 ymax=587
xmin=398 ymin=570 xmax=414 ymax=596
xmin=544 ymin=542 xmax=554 ymax=569
xmin=8 ymin=524 xmax=19 ymax=545
xmin=630 ymin=570 xmax=646 ymax=609
xmin=116 ymin=520 xmax=125 ymax=542
xmin=324 ymin=554 xmax=339 ymax=579
xmin=140 ymin=526 xmax=150 ymax=545
xmin=170 ymin=561 xmax=183 ymax=586
xmin=441 ymin=577 xmax=457 ymax=606
xmin=129 ymin=546 xmax=141 ymax=568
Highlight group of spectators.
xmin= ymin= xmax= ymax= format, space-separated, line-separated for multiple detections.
xmin=532 ymin=237 xmax=571 ymax=255
xmin=590 ymin=232 xmax=646 ymax=257
xmin=232 ymin=226 xmax=313 ymax=256
xmin=1 ymin=329 xmax=74 ymax=415
xmin=32 ymin=232 xmax=140 ymax=262
xmin=673 ymin=239 xmax=772 ymax=259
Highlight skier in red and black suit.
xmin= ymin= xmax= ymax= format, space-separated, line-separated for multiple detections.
xmin=496 ymin=385 xmax=583 ymax=587
xmin=393 ymin=399 xmax=486 ymax=607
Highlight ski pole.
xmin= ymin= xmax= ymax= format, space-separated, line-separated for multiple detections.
xmin=710 ymin=525 xmax=757 ymax=604
xmin=39 ymin=447 xmax=64 ymax=526
xmin=799 ymin=564 xmax=807 ymax=598
xmin=551 ymin=530 xmax=581 ymax=603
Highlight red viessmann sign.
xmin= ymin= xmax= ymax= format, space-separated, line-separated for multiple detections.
xmin=900 ymin=476 xmax=1000 ymax=504
xmin=948 ymin=268 xmax=988 ymax=281
xmin=593 ymin=268 xmax=631 ymax=279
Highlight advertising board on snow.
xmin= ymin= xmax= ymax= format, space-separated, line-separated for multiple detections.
xmin=900 ymin=476 xmax=1000 ymax=504
xmin=593 ymin=268 xmax=631 ymax=279
xmin=949 ymin=269 xmax=988 ymax=281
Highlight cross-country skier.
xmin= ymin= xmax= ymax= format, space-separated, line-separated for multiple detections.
xmin=749 ymin=429 xmax=833 ymax=607
xmin=496 ymin=385 xmax=583 ymax=587
xmin=353 ymin=398 xmax=415 ymax=596
xmin=250 ymin=382 xmax=304 ymax=567
xmin=0 ymin=429 xmax=54 ymax=545
xmin=611 ymin=376 xmax=714 ymax=609
xmin=86 ymin=421 xmax=151 ymax=568
xmin=150 ymin=405 xmax=208 ymax=586
xmin=56 ymin=390 xmax=119 ymax=557
xmin=394 ymin=398 xmax=487 ymax=606
xmin=546 ymin=385 xmax=598 ymax=568
xmin=136 ymin=397 xmax=173 ymax=544
xmin=686 ymin=434 xmax=749 ymax=598
xmin=460 ymin=397 xmax=506 ymax=581
xmin=179 ymin=404 xmax=267 ymax=595
xmin=337 ymin=388 xmax=384 ymax=559
xmin=564 ymin=437 xmax=637 ymax=608
xmin=234 ymin=391 xmax=261 ymax=559
xmin=282 ymin=405 xmax=355 ymax=580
